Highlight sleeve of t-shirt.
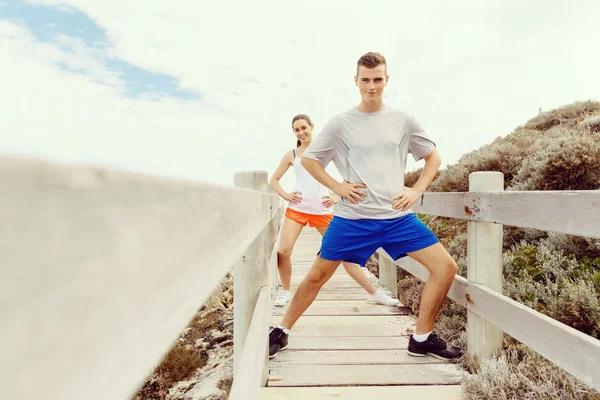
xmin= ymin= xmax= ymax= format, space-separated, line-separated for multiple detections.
xmin=407 ymin=115 xmax=436 ymax=161
xmin=303 ymin=117 xmax=337 ymax=167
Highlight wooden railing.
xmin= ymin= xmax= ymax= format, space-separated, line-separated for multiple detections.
xmin=4 ymin=157 xmax=597 ymax=398
xmin=0 ymin=156 xmax=283 ymax=400
xmin=229 ymin=171 xmax=283 ymax=400
xmin=377 ymin=171 xmax=600 ymax=391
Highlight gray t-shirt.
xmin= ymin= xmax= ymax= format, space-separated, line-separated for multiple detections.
xmin=303 ymin=106 xmax=436 ymax=220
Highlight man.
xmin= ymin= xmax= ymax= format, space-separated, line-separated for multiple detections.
xmin=269 ymin=52 xmax=461 ymax=360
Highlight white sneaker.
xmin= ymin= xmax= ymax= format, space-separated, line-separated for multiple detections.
xmin=367 ymin=290 xmax=400 ymax=306
xmin=274 ymin=289 xmax=291 ymax=307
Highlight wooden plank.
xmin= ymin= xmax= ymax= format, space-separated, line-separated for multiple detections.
xmin=289 ymin=281 xmax=379 ymax=289
xmin=230 ymin=287 xmax=271 ymax=400
xmin=310 ymin=291 xmax=392 ymax=300
xmin=270 ymin=316 xmax=416 ymax=336
xmin=272 ymin=301 xmax=410 ymax=316
xmin=286 ymin=335 xmax=409 ymax=350
xmin=290 ymin=272 xmax=376 ymax=280
xmin=261 ymin=386 xmax=463 ymax=400
xmin=268 ymin=364 xmax=463 ymax=386
xmin=291 ymin=271 xmax=377 ymax=279
xmin=412 ymin=191 xmax=600 ymax=239
xmin=291 ymin=281 xmax=383 ymax=288
xmin=270 ymin=349 xmax=447 ymax=365
xmin=0 ymin=157 xmax=278 ymax=400
xmin=290 ymin=275 xmax=378 ymax=284
xmin=289 ymin=287 xmax=382 ymax=294
xmin=290 ymin=270 xmax=368 ymax=277
xmin=311 ymin=293 xmax=377 ymax=300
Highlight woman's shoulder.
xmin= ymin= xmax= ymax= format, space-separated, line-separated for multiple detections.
xmin=282 ymin=149 xmax=296 ymax=164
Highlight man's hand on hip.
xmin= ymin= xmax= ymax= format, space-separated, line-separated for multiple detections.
xmin=392 ymin=187 xmax=423 ymax=211
xmin=332 ymin=181 xmax=367 ymax=204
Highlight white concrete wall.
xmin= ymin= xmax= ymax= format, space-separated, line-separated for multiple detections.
xmin=0 ymin=156 xmax=275 ymax=400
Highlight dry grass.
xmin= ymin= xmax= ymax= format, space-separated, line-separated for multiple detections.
xmin=135 ymin=344 xmax=208 ymax=400
xmin=523 ymin=100 xmax=600 ymax=131
xmin=405 ymin=101 xmax=600 ymax=194
xmin=156 ymin=345 xmax=209 ymax=388
xmin=217 ymin=377 xmax=233 ymax=396
xmin=462 ymin=341 xmax=600 ymax=400
xmin=404 ymin=168 xmax=440 ymax=188
xmin=580 ymin=115 xmax=600 ymax=132
xmin=134 ymin=275 xmax=234 ymax=400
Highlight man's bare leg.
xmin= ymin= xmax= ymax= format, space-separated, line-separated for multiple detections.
xmin=315 ymin=226 xmax=376 ymax=295
xmin=407 ymin=243 xmax=457 ymax=334
xmin=280 ymin=256 xmax=341 ymax=329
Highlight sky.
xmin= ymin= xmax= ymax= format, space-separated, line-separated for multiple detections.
xmin=1 ymin=0 xmax=599 ymax=190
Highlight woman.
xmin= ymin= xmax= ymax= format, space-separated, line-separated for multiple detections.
xmin=269 ymin=113 xmax=399 ymax=307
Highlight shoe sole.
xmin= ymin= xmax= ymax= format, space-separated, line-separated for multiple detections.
xmin=407 ymin=349 xmax=460 ymax=361
xmin=268 ymin=344 xmax=288 ymax=359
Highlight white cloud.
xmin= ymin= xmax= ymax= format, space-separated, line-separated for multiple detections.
xmin=0 ymin=20 xmax=280 ymax=185
xmin=3 ymin=1 xmax=600 ymax=190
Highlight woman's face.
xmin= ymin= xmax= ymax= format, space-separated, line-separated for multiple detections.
xmin=293 ymin=119 xmax=313 ymax=144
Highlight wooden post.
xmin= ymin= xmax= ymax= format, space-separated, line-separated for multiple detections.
xmin=234 ymin=170 xmax=269 ymax=193
xmin=378 ymin=254 xmax=398 ymax=298
xmin=467 ymin=171 xmax=504 ymax=363
xmin=268 ymin=193 xmax=280 ymax=301
xmin=233 ymin=171 xmax=270 ymax=377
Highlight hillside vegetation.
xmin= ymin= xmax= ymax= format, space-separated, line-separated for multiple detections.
xmin=401 ymin=100 xmax=600 ymax=399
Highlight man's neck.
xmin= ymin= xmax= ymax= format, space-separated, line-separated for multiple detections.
xmin=356 ymin=100 xmax=385 ymax=113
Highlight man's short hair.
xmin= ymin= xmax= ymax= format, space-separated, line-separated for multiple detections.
xmin=357 ymin=52 xmax=387 ymax=75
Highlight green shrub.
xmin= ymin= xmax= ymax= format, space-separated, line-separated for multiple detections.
xmin=546 ymin=280 xmax=600 ymax=338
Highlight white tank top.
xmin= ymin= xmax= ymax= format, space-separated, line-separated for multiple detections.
xmin=287 ymin=148 xmax=333 ymax=215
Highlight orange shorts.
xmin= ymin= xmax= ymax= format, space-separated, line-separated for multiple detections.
xmin=285 ymin=208 xmax=334 ymax=228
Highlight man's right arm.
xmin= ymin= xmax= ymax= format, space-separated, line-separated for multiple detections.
xmin=301 ymin=157 xmax=340 ymax=191
xmin=302 ymin=117 xmax=367 ymax=204
xmin=302 ymin=157 xmax=367 ymax=204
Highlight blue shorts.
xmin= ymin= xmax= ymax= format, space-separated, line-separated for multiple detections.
xmin=319 ymin=213 xmax=440 ymax=266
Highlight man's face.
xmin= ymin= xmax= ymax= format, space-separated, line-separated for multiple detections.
xmin=354 ymin=64 xmax=389 ymax=102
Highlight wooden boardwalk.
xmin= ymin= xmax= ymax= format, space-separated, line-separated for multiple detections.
xmin=262 ymin=229 xmax=464 ymax=399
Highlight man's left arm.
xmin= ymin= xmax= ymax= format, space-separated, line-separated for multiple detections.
xmin=392 ymin=148 xmax=441 ymax=211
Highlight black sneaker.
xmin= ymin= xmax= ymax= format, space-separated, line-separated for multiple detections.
xmin=269 ymin=327 xmax=289 ymax=359
xmin=407 ymin=332 xmax=462 ymax=360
